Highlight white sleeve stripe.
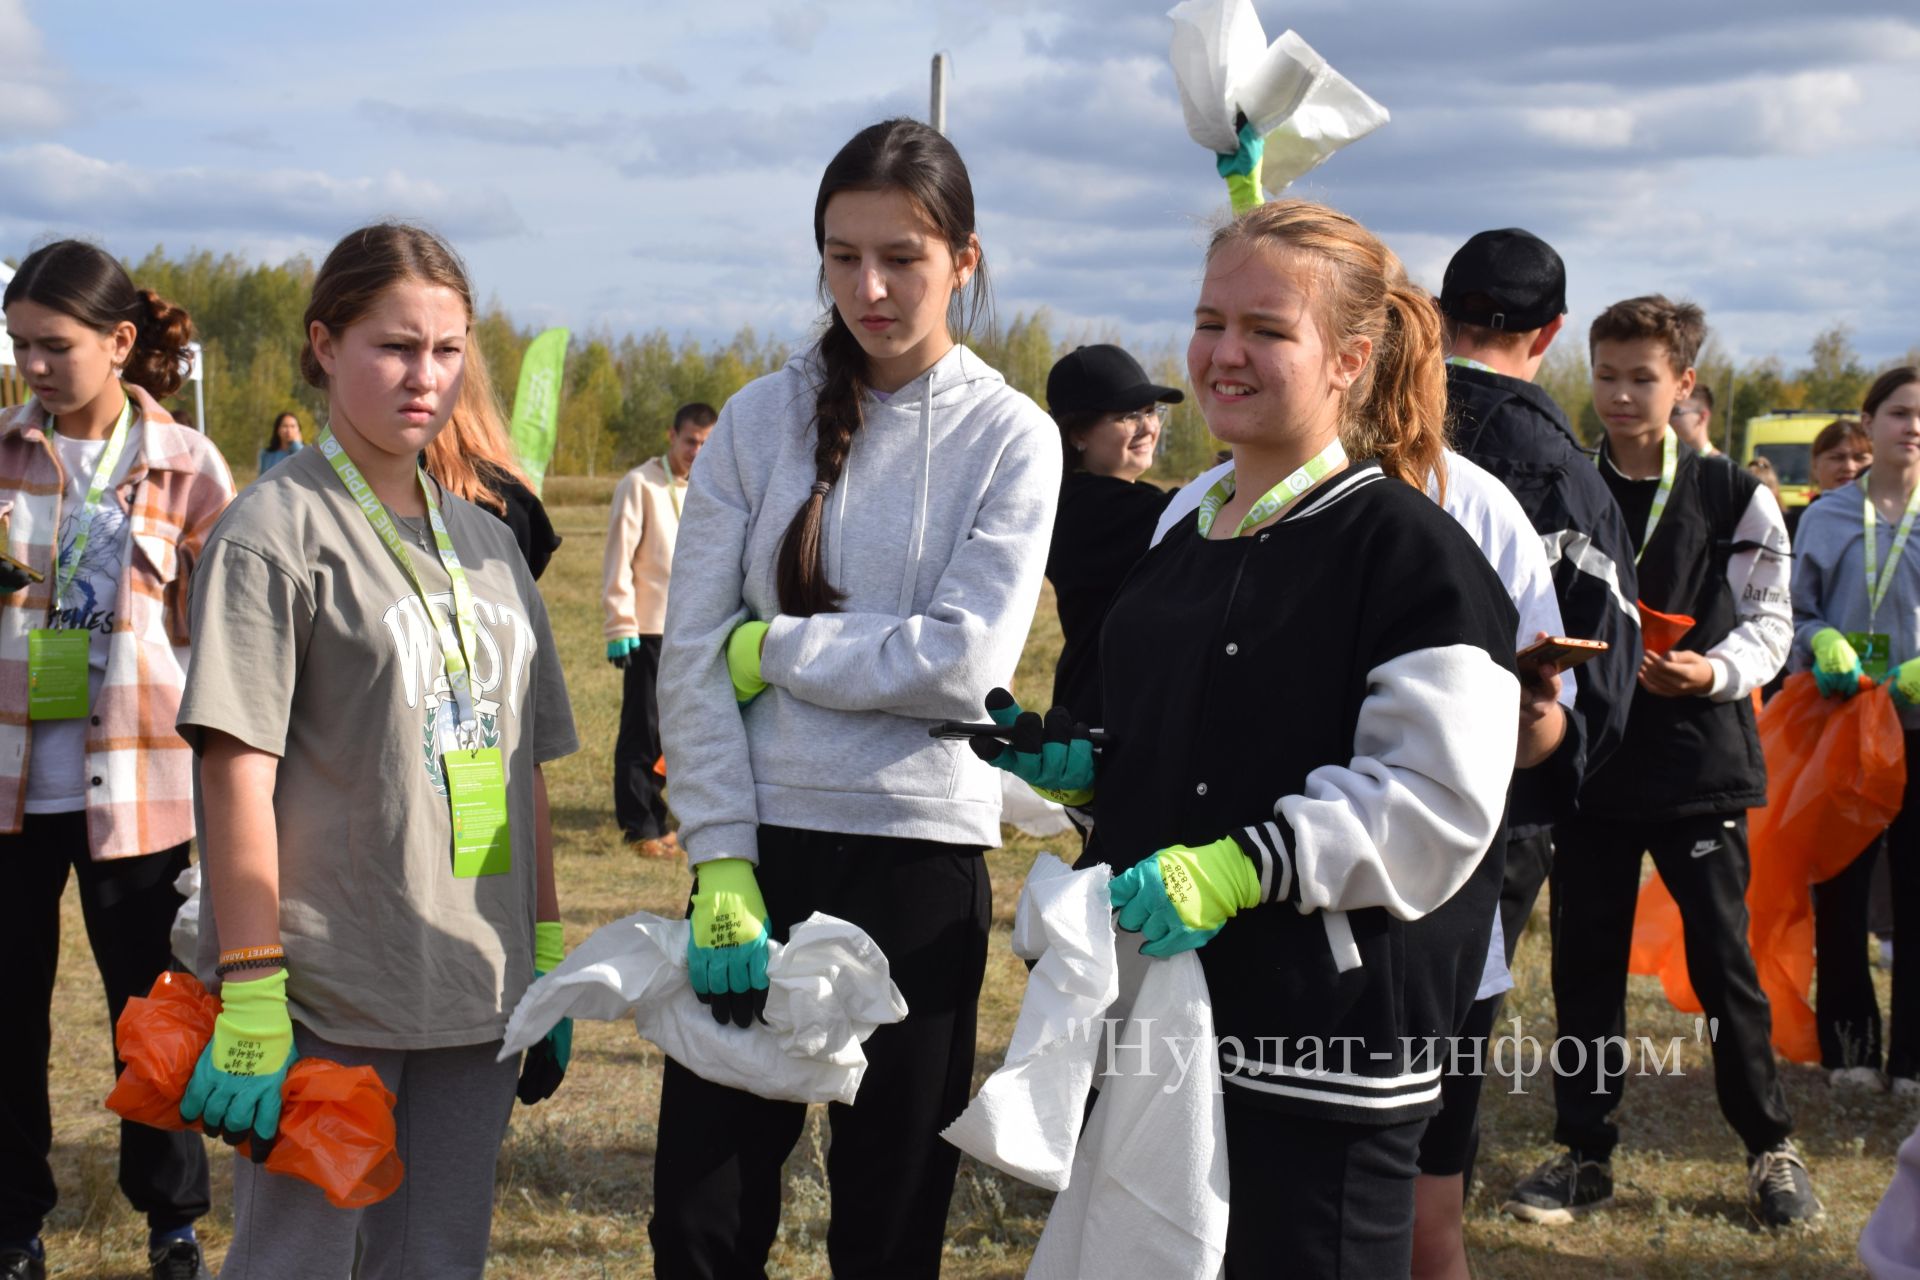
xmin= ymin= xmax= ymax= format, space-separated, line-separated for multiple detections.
xmin=1242 ymin=824 xmax=1276 ymax=902
xmin=1264 ymin=821 xmax=1293 ymax=903
xmin=1540 ymin=528 xmax=1639 ymax=623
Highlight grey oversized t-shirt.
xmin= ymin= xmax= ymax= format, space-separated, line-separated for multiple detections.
xmin=179 ymin=445 xmax=577 ymax=1049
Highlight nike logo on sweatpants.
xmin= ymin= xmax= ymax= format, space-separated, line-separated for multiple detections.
xmin=1690 ymin=840 xmax=1717 ymax=858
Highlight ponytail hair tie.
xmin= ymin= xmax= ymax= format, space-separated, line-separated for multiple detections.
xmin=810 ymin=481 xmax=833 ymax=497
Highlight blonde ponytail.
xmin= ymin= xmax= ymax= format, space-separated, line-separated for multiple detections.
xmin=1207 ymin=200 xmax=1450 ymax=497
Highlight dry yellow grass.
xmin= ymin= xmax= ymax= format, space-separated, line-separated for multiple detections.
xmin=34 ymin=473 xmax=1904 ymax=1277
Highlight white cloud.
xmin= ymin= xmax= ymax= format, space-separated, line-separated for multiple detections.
xmin=1521 ymin=106 xmax=1636 ymax=151
xmin=0 ymin=0 xmax=67 ymax=137
xmin=0 ymin=143 xmax=523 ymax=241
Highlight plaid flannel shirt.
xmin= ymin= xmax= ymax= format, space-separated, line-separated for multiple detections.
xmin=0 ymin=399 xmax=234 ymax=858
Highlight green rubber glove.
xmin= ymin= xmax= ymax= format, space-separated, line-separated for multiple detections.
xmin=607 ymin=637 xmax=639 ymax=668
xmin=1810 ymin=627 xmax=1865 ymax=699
xmin=1888 ymin=656 xmax=1920 ymax=711
xmin=688 ymin=858 xmax=770 ymax=1028
xmin=1109 ymin=837 xmax=1261 ymax=958
xmin=727 ymin=621 xmax=770 ymax=704
xmin=519 ymin=920 xmax=571 ymax=1104
xmin=1216 ymin=119 xmax=1265 ymax=215
xmin=968 ymin=688 xmax=1095 ymax=806
xmin=181 ymin=968 xmax=296 ymax=1151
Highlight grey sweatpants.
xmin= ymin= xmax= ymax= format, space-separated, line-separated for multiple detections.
xmin=219 ymin=1025 xmax=520 ymax=1280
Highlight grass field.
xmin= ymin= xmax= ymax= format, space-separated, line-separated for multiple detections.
xmin=36 ymin=473 xmax=1908 ymax=1277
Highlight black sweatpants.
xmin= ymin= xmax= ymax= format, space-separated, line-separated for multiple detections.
xmin=0 ymin=812 xmax=210 ymax=1243
xmin=1224 ymin=1095 xmax=1426 ymax=1279
xmin=612 ymin=636 xmax=670 ymax=841
xmin=1812 ymin=837 xmax=1884 ymax=1071
xmin=1549 ymin=812 xmax=1793 ymax=1159
xmin=1826 ymin=726 xmax=1920 ymax=1080
xmin=1418 ymin=828 xmax=1552 ymax=1180
xmin=648 ymin=827 xmax=990 ymax=1280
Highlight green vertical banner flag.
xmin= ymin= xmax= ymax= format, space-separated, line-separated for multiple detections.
xmin=509 ymin=327 xmax=569 ymax=495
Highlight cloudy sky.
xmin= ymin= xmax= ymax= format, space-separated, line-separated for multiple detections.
xmin=4 ymin=0 xmax=1917 ymax=366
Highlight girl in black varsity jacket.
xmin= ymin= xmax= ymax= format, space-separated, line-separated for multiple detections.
xmin=978 ymin=201 xmax=1520 ymax=1277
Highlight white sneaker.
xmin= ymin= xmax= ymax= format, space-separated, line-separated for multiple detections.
xmin=1830 ymin=1066 xmax=1885 ymax=1091
xmin=1893 ymin=1077 xmax=1920 ymax=1102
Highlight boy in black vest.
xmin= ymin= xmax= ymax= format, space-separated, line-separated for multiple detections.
xmin=1502 ymin=296 xmax=1819 ymax=1228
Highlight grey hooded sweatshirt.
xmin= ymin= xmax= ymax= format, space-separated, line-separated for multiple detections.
xmin=1791 ymin=478 xmax=1920 ymax=728
xmin=659 ymin=343 xmax=1061 ymax=865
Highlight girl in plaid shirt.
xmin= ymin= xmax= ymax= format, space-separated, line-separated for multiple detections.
xmin=0 ymin=241 xmax=233 ymax=1280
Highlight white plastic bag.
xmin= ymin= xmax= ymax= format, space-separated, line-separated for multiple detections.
xmin=942 ymin=854 xmax=1115 ymax=1188
xmin=169 ymin=864 xmax=200 ymax=969
xmin=1168 ymin=0 xmax=1389 ymax=192
xmin=998 ymin=770 xmax=1075 ymax=838
xmin=499 ymin=910 xmax=907 ymax=1106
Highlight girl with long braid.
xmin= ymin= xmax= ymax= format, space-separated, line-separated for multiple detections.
xmin=648 ymin=118 xmax=1060 ymax=1278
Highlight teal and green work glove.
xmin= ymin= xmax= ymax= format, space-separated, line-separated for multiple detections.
xmin=726 ymin=620 xmax=770 ymax=704
xmin=1109 ymin=837 xmax=1261 ymax=958
xmin=1888 ymin=656 xmax=1920 ymax=712
xmin=607 ymin=637 xmax=640 ymax=669
xmin=968 ymin=688 xmax=1095 ymax=806
xmin=518 ymin=921 xmax=572 ymax=1105
xmin=688 ymin=858 xmax=770 ymax=1028
xmin=1216 ymin=118 xmax=1265 ymax=216
xmin=1810 ymin=627 xmax=1865 ymax=699
xmin=181 ymin=968 xmax=297 ymax=1157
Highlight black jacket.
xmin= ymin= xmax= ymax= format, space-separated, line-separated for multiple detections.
xmin=1091 ymin=466 xmax=1519 ymax=1123
xmin=1447 ymin=364 xmax=1642 ymax=830
xmin=478 ymin=462 xmax=562 ymax=581
xmin=1578 ymin=443 xmax=1792 ymax=820
xmin=1045 ymin=471 xmax=1172 ymax=727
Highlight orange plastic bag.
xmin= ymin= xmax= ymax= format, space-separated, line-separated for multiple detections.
xmin=1629 ymin=672 xmax=1906 ymax=1060
xmin=106 ymin=972 xmax=405 ymax=1208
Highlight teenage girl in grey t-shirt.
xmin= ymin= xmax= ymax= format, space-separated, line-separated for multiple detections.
xmin=177 ymin=224 xmax=578 ymax=1280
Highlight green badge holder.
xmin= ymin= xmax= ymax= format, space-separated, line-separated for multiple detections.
xmin=445 ymin=747 xmax=511 ymax=877
xmin=28 ymin=629 xmax=88 ymax=720
xmin=1848 ymin=631 xmax=1891 ymax=682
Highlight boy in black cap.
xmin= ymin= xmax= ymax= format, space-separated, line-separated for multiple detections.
xmin=1410 ymin=231 xmax=1645 ymax=1253
xmin=1043 ymin=345 xmax=1183 ymax=734
xmin=1439 ymin=227 xmax=1642 ymax=982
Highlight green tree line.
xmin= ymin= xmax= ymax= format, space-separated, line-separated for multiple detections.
xmin=8 ymin=247 xmax=1913 ymax=478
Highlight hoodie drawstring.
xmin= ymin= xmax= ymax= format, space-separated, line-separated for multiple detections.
xmin=896 ymin=363 xmax=937 ymax=618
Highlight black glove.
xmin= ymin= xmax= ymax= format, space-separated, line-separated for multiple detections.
xmin=516 ymin=1037 xmax=568 ymax=1105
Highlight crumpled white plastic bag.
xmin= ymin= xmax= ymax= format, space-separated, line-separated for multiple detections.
xmin=945 ymin=853 xmax=1230 ymax=1277
xmin=1028 ymin=943 xmax=1230 ymax=1280
xmin=999 ymin=770 xmax=1075 ymax=838
xmin=170 ymin=864 xmax=200 ymax=969
xmin=1168 ymin=0 xmax=1389 ymax=192
xmin=498 ymin=910 xmax=907 ymax=1106
xmin=942 ymin=854 xmax=1116 ymax=1188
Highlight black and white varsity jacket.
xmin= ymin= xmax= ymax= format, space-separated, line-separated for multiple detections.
xmin=1089 ymin=463 xmax=1520 ymax=1124
xmin=1576 ymin=440 xmax=1792 ymax=820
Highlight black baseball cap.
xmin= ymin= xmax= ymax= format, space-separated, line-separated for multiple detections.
xmin=1045 ymin=344 xmax=1184 ymax=417
xmin=1439 ymin=229 xmax=1567 ymax=332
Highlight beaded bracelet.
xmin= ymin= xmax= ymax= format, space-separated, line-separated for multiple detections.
xmin=215 ymin=956 xmax=287 ymax=978
xmin=218 ymin=945 xmax=285 ymax=965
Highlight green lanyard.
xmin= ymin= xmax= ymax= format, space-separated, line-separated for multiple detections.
xmin=1197 ymin=437 xmax=1347 ymax=538
xmin=667 ymin=462 xmax=684 ymax=520
xmin=1598 ymin=427 xmax=1677 ymax=564
xmin=318 ymin=427 xmax=481 ymax=735
xmin=1863 ymin=469 xmax=1920 ymax=625
xmin=50 ymin=394 xmax=134 ymax=616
